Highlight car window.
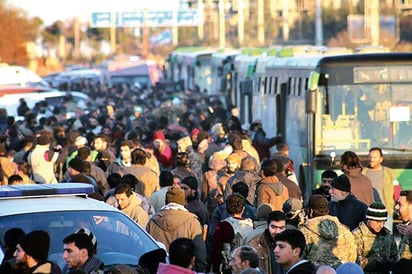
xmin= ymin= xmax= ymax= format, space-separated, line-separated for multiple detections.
xmin=0 ymin=210 xmax=159 ymax=269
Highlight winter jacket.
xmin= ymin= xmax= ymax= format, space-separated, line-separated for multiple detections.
xmin=128 ymin=165 xmax=160 ymax=198
xmin=329 ymin=194 xmax=368 ymax=231
xmin=362 ymin=166 xmax=395 ymax=216
xmin=29 ymin=144 xmax=59 ymax=183
xmin=146 ymin=203 xmax=207 ymax=272
xmin=299 ymin=215 xmax=357 ymax=269
xmin=255 ymin=176 xmax=289 ymax=211
xmin=247 ymin=229 xmax=284 ymax=274
xmin=18 ymin=261 xmax=62 ymax=274
xmin=353 ymin=221 xmax=399 ymax=274
xmin=224 ymin=170 xmax=262 ymax=204
xmin=0 ymin=156 xmax=17 ymax=185
xmin=342 ymin=167 xmax=374 ymax=206
xmin=119 ymin=192 xmax=149 ymax=228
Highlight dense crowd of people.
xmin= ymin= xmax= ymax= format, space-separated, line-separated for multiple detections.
xmin=0 ymin=80 xmax=412 ymax=274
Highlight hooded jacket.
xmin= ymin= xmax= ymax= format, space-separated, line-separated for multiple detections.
xmin=146 ymin=204 xmax=207 ymax=272
xmin=299 ymin=215 xmax=357 ymax=269
xmin=120 ymin=193 xmax=149 ymax=228
xmin=255 ymin=176 xmax=289 ymax=211
xmin=247 ymin=229 xmax=283 ymax=274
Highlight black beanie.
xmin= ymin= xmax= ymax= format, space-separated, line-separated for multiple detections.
xmin=19 ymin=230 xmax=50 ymax=261
xmin=331 ymin=175 xmax=351 ymax=192
xmin=69 ymin=158 xmax=85 ymax=173
xmin=181 ymin=176 xmax=198 ymax=190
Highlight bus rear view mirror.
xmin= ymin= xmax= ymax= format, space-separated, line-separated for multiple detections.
xmin=305 ymin=90 xmax=317 ymax=114
xmin=240 ymin=79 xmax=253 ymax=96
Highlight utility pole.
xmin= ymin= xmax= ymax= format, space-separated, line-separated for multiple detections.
xmin=110 ymin=12 xmax=116 ymax=54
xmin=367 ymin=0 xmax=380 ymax=45
xmin=257 ymin=0 xmax=264 ymax=44
xmin=198 ymin=0 xmax=204 ymax=40
xmin=282 ymin=0 xmax=289 ymax=41
xmin=315 ymin=0 xmax=323 ymax=46
xmin=238 ymin=0 xmax=244 ymax=45
xmin=74 ymin=17 xmax=80 ymax=58
xmin=173 ymin=9 xmax=179 ymax=46
xmin=219 ymin=0 xmax=225 ymax=48
xmin=142 ymin=7 xmax=149 ymax=58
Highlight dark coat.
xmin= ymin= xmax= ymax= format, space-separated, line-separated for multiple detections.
xmin=329 ymin=194 xmax=368 ymax=231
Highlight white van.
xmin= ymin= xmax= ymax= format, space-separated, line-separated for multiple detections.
xmin=0 ymin=86 xmax=88 ymax=118
xmin=0 ymin=64 xmax=50 ymax=88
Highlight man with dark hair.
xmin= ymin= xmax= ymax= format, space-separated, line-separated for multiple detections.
xmin=396 ymin=190 xmax=412 ymax=259
xmin=63 ymin=158 xmax=101 ymax=197
xmin=273 ymin=157 xmax=302 ymax=200
xmin=8 ymin=174 xmax=24 ymax=185
xmin=299 ymin=194 xmax=357 ymax=269
xmin=212 ymin=193 xmax=254 ymax=273
xmin=362 ymin=147 xmax=396 ymax=231
xmin=274 ymin=229 xmax=315 ymax=274
xmin=149 ymin=170 xmax=174 ymax=213
xmin=91 ymin=133 xmax=116 ymax=164
xmin=328 ymin=174 xmax=368 ymax=230
xmin=255 ymin=158 xmax=289 ymax=211
xmin=12 ymin=230 xmax=61 ymax=274
xmin=312 ymin=169 xmax=338 ymax=201
xmin=62 ymin=232 xmax=103 ymax=273
xmin=129 ymin=148 xmax=159 ymax=198
xmin=208 ymin=182 xmax=257 ymax=241
xmin=181 ymin=176 xmax=209 ymax=226
xmin=76 ymin=146 xmax=109 ymax=196
xmin=172 ymin=152 xmax=196 ymax=180
xmin=340 ymin=150 xmax=374 ymax=205
xmin=114 ymin=183 xmax=149 ymax=228
xmin=230 ymin=246 xmax=261 ymax=274
xmin=250 ymin=120 xmax=281 ymax=161
xmin=157 ymin=237 xmax=197 ymax=273
xmin=247 ymin=211 xmax=286 ymax=274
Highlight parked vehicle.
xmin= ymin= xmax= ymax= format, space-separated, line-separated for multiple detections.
xmin=0 ymin=183 xmax=166 ymax=270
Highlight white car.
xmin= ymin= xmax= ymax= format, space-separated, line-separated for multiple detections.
xmin=0 ymin=86 xmax=89 ymax=118
xmin=0 ymin=183 xmax=165 ymax=270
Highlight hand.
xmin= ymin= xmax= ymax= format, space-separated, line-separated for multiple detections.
xmin=397 ymin=223 xmax=412 ymax=237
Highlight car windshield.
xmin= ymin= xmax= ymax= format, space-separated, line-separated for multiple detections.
xmin=0 ymin=210 xmax=159 ymax=269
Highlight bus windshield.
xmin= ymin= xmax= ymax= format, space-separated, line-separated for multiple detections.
xmin=316 ymin=83 xmax=412 ymax=155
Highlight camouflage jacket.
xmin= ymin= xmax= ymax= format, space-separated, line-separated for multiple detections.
xmin=299 ymin=215 xmax=357 ymax=269
xmin=399 ymin=233 xmax=412 ymax=260
xmin=352 ymin=221 xmax=399 ymax=274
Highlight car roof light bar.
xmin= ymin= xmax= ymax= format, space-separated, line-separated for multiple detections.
xmin=0 ymin=183 xmax=94 ymax=198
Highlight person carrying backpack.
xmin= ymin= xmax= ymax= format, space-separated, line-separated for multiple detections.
xmin=212 ymin=193 xmax=254 ymax=274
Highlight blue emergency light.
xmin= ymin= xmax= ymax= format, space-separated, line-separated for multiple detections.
xmin=0 ymin=183 xmax=94 ymax=198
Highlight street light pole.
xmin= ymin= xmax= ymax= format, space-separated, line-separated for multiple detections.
xmin=219 ymin=0 xmax=225 ymax=48
xmin=315 ymin=0 xmax=323 ymax=46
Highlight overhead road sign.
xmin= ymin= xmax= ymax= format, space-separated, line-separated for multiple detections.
xmin=91 ymin=12 xmax=119 ymax=28
xmin=90 ymin=10 xmax=200 ymax=28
